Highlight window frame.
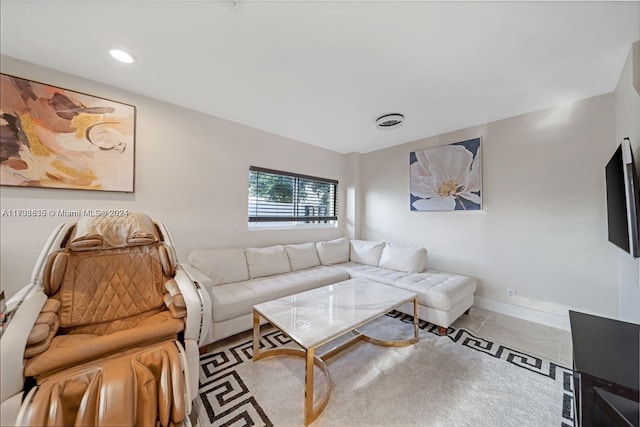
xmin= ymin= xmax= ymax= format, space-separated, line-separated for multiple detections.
xmin=248 ymin=166 xmax=338 ymax=226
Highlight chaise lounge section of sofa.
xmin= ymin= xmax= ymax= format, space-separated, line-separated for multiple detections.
xmin=183 ymin=238 xmax=477 ymax=347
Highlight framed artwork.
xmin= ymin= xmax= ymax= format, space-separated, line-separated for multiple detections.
xmin=410 ymin=137 xmax=482 ymax=211
xmin=0 ymin=73 xmax=135 ymax=192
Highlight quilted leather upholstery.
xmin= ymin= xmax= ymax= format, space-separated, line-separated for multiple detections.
xmin=57 ymin=246 xmax=165 ymax=328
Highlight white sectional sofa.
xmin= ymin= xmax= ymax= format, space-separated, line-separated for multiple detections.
xmin=183 ymin=238 xmax=477 ymax=346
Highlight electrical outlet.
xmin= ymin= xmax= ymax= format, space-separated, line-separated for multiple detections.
xmin=507 ymin=288 xmax=516 ymax=299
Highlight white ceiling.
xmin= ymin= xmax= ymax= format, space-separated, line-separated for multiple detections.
xmin=1 ymin=1 xmax=639 ymax=154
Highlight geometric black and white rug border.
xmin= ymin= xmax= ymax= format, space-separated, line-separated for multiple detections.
xmin=198 ymin=310 xmax=574 ymax=427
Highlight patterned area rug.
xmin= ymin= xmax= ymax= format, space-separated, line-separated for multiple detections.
xmin=196 ymin=311 xmax=574 ymax=427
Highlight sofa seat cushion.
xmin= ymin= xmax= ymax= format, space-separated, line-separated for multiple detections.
xmin=393 ymin=271 xmax=477 ymax=311
xmin=334 ymin=263 xmax=476 ymax=312
xmin=333 ymin=263 xmax=415 ymax=286
xmin=209 ymin=266 xmax=349 ymax=322
xmin=24 ymin=311 xmax=184 ymax=378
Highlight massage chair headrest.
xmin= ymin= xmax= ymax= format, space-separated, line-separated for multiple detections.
xmin=69 ymin=212 xmax=157 ymax=251
xmin=43 ymin=213 xmax=176 ymax=296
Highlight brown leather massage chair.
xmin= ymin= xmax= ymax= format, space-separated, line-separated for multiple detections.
xmin=1 ymin=213 xmax=210 ymax=426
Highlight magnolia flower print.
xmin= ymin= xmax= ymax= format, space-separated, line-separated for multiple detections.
xmin=410 ymin=143 xmax=481 ymax=210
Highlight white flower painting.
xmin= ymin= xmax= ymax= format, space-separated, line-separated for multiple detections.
xmin=410 ymin=138 xmax=482 ymax=211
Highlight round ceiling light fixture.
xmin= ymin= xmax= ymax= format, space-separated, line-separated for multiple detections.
xmin=109 ymin=49 xmax=135 ymax=64
xmin=376 ymin=113 xmax=404 ymax=130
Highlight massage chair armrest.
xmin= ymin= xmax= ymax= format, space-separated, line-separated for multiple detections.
xmin=1 ymin=289 xmax=47 ymax=404
xmin=172 ymin=266 xmax=212 ymax=346
xmin=170 ymin=267 xmax=212 ymax=400
xmin=164 ymin=280 xmax=187 ymax=319
xmin=24 ymin=299 xmax=60 ymax=358
xmin=163 ymin=294 xmax=187 ymax=319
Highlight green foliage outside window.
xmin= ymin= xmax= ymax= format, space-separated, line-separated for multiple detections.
xmin=249 ymin=173 xmax=331 ymax=205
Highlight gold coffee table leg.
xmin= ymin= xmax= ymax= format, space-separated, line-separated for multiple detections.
xmin=253 ymin=347 xmax=331 ymax=425
xmin=357 ymin=299 xmax=421 ymax=347
xmin=252 ymin=310 xmax=261 ymax=360
xmin=305 ymin=348 xmax=315 ymax=425
xmin=252 ymin=309 xmax=331 ymax=425
xmin=413 ymin=297 xmax=419 ymax=341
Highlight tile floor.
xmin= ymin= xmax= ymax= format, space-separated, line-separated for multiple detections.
xmin=452 ymin=307 xmax=573 ymax=367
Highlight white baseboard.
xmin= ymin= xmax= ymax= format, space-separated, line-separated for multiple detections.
xmin=473 ymin=296 xmax=571 ymax=331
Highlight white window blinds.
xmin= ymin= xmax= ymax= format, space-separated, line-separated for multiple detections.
xmin=248 ymin=167 xmax=337 ymax=223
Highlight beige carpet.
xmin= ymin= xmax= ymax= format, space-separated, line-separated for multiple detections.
xmin=196 ymin=312 xmax=573 ymax=427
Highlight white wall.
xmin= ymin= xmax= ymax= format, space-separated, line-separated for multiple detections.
xmin=0 ymin=56 xmax=349 ymax=298
xmin=358 ymin=93 xmax=620 ymax=323
xmin=614 ymin=42 xmax=640 ymax=323
xmin=1 ymin=54 xmax=631 ymax=327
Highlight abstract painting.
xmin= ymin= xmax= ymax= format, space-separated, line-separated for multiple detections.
xmin=410 ymin=138 xmax=482 ymax=211
xmin=0 ymin=74 xmax=135 ymax=192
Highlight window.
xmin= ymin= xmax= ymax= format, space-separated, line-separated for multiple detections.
xmin=248 ymin=167 xmax=337 ymax=226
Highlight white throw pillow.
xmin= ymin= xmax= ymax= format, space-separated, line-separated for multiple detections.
xmin=350 ymin=240 xmax=385 ymax=266
xmin=378 ymin=243 xmax=428 ymax=273
xmin=188 ymin=248 xmax=249 ymax=286
xmin=315 ymin=238 xmax=350 ymax=265
xmin=245 ymin=245 xmax=292 ymax=278
xmin=285 ymin=243 xmax=321 ymax=271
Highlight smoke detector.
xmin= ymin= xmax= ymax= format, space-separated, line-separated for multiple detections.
xmin=376 ymin=113 xmax=404 ymax=130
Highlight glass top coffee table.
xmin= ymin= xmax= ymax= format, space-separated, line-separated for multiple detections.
xmin=252 ymin=278 xmax=419 ymax=425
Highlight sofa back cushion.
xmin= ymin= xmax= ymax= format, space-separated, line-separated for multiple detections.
xmin=378 ymin=243 xmax=428 ymax=273
xmin=350 ymin=240 xmax=385 ymax=266
xmin=315 ymin=238 xmax=350 ymax=265
xmin=188 ymin=248 xmax=249 ymax=286
xmin=245 ymin=245 xmax=292 ymax=278
xmin=285 ymin=243 xmax=321 ymax=271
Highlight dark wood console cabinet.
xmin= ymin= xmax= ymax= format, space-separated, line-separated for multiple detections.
xmin=569 ymin=310 xmax=639 ymax=427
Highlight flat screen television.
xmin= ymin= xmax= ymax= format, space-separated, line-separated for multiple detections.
xmin=605 ymin=138 xmax=639 ymax=258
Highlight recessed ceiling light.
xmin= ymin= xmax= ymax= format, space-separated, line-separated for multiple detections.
xmin=376 ymin=113 xmax=404 ymax=130
xmin=109 ymin=49 xmax=135 ymax=64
